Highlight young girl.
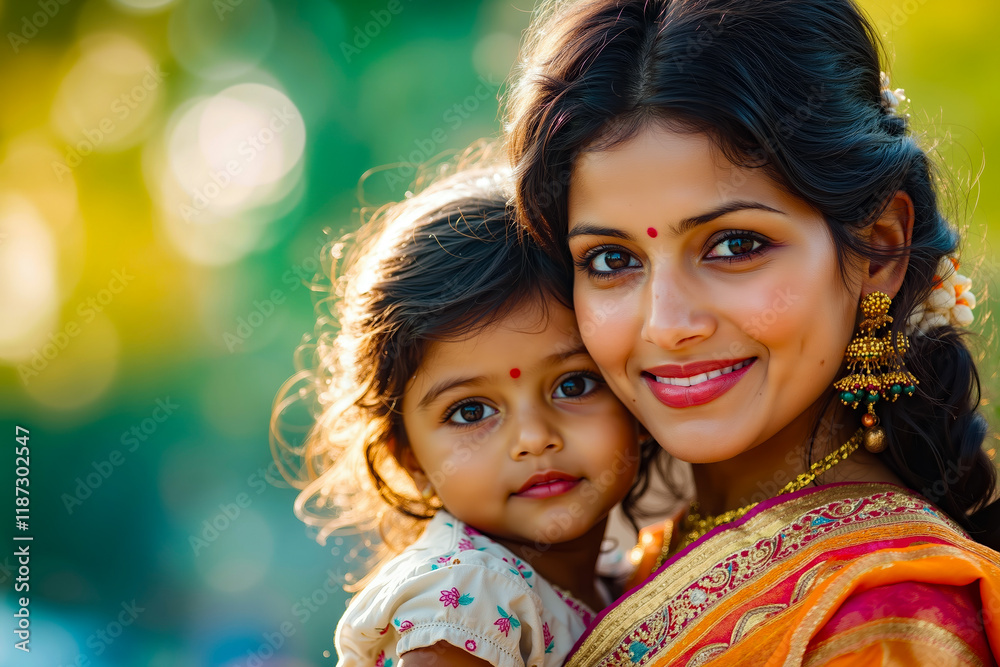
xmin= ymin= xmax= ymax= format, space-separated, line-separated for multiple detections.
xmin=504 ymin=0 xmax=1000 ymax=664
xmin=272 ymin=163 xmax=643 ymax=666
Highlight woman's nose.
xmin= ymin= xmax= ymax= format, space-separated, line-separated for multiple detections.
xmin=641 ymin=265 xmax=716 ymax=350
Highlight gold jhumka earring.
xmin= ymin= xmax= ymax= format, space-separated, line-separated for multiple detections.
xmin=833 ymin=291 xmax=918 ymax=453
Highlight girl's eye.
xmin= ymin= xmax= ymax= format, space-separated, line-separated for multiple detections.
xmin=553 ymin=374 xmax=601 ymax=399
xmin=583 ymin=248 xmax=641 ymax=274
xmin=447 ymin=401 xmax=497 ymax=425
xmin=706 ymin=232 xmax=766 ymax=260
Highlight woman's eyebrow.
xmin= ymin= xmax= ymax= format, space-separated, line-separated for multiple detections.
xmin=675 ymin=201 xmax=786 ymax=235
xmin=568 ymin=200 xmax=786 ymax=239
xmin=567 ymin=224 xmax=635 ymax=240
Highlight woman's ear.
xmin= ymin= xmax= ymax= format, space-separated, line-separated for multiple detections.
xmin=861 ymin=191 xmax=914 ymax=299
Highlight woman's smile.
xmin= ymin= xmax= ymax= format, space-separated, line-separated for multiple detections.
xmin=643 ymin=357 xmax=757 ymax=408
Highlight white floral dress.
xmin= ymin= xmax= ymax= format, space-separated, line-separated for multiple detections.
xmin=334 ymin=510 xmax=597 ymax=667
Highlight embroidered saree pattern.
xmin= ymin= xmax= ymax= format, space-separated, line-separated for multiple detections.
xmin=566 ymin=483 xmax=1000 ymax=666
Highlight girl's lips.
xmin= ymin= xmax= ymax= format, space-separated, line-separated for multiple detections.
xmin=514 ymin=471 xmax=582 ymax=499
xmin=643 ymin=358 xmax=756 ymax=408
xmin=515 ymin=479 xmax=580 ymax=499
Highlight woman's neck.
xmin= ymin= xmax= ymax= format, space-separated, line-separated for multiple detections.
xmin=492 ymin=519 xmax=609 ymax=611
xmin=690 ymin=400 xmax=904 ymax=516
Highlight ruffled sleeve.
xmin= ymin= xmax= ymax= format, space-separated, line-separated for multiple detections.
xmin=336 ymin=557 xmax=551 ymax=667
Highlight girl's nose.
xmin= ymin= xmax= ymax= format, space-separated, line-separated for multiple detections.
xmin=510 ymin=407 xmax=564 ymax=460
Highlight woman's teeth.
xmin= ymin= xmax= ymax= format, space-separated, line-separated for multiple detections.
xmin=654 ymin=359 xmax=752 ymax=387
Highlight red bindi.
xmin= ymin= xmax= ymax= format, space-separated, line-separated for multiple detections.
xmin=509 ymin=368 xmax=521 ymax=379
xmin=646 ymin=227 xmax=658 ymax=238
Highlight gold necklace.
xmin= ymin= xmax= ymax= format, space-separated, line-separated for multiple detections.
xmin=655 ymin=428 xmax=864 ymax=568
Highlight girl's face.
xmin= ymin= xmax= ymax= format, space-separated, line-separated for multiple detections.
xmin=400 ymin=299 xmax=639 ymax=546
xmin=566 ymin=126 xmax=860 ymax=463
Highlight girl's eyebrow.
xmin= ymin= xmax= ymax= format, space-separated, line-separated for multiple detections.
xmin=417 ymin=376 xmax=486 ymax=410
xmin=567 ymin=200 xmax=786 ymax=239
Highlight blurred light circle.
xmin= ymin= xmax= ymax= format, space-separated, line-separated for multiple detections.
xmin=199 ymin=84 xmax=307 ymax=188
xmin=20 ymin=313 xmax=119 ymax=411
xmin=50 ymin=33 xmax=164 ymax=153
xmin=0 ymin=136 xmax=87 ymax=302
xmin=168 ymin=0 xmax=276 ymax=81
xmin=110 ymin=0 xmax=177 ymax=12
xmin=149 ymin=85 xmax=306 ymax=265
xmin=0 ymin=195 xmax=59 ymax=360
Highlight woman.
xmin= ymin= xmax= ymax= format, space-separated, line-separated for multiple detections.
xmin=504 ymin=0 xmax=1000 ymax=664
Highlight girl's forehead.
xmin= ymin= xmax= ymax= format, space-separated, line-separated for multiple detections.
xmin=419 ymin=300 xmax=584 ymax=370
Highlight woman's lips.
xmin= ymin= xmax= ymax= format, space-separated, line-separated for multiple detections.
xmin=514 ymin=471 xmax=581 ymax=499
xmin=642 ymin=358 xmax=756 ymax=408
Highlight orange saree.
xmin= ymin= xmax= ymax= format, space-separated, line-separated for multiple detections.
xmin=566 ymin=483 xmax=1000 ymax=666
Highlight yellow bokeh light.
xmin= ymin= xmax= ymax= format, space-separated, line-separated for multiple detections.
xmin=0 ymin=194 xmax=60 ymax=360
xmin=50 ymin=32 xmax=165 ymax=155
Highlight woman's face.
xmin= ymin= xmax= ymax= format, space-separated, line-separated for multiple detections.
xmin=566 ymin=125 xmax=861 ymax=463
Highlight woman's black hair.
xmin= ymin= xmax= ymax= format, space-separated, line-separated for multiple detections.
xmin=504 ymin=0 xmax=998 ymax=547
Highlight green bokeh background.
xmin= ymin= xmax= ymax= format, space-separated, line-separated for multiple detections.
xmin=0 ymin=0 xmax=996 ymax=665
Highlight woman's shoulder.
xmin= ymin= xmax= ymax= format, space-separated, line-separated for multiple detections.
xmin=803 ymin=580 xmax=996 ymax=666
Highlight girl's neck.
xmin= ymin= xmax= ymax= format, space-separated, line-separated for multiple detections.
xmin=690 ymin=400 xmax=904 ymax=516
xmin=491 ymin=518 xmax=609 ymax=612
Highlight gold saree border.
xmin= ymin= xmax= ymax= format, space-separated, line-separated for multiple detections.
xmin=566 ymin=483 xmax=971 ymax=667
xmin=801 ymin=617 xmax=985 ymax=667
xmin=777 ymin=542 xmax=1000 ymax=666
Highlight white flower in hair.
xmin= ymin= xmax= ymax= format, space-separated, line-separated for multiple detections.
xmin=880 ymin=72 xmax=907 ymax=112
xmin=906 ymin=255 xmax=977 ymax=334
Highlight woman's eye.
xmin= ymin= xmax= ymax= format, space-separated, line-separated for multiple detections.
xmin=707 ymin=235 xmax=763 ymax=258
xmin=553 ymin=375 xmax=599 ymax=399
xmin=589 ymin=249 xmax=640 ymax=273
xmin=448 ymin=402 xmax=496 ymax=424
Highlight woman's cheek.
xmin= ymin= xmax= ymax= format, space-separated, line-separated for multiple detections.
xmin=574 ymin=289 xmax=633 ymax=369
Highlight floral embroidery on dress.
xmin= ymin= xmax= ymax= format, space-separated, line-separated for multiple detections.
xmin=495 ymin=606 xmax=522 ymax=636
xmin=502 ymin=557 xmax=534 ymax=586
xmin=464 ymin=525 xmax=480 ymax=537
xmin=392 ymin=618 xmax=413 ymax=632
xmin=374 ymin=650 xmax=393 ymax=667
xmin=543 ymin=622 xmax=554 ymax=653
xmin=440 ymin=587 xmax=475 ymax=608
xmin=465 ymin=639 xmax=478 ymax=652
xmin=458 ymin=537 xmax=475 ymax=551
xmin=554 ymin=588 xmax=594 ymax=625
